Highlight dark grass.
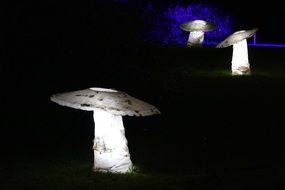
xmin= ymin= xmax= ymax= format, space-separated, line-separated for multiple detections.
xmin=1 ymin=45 xmax=285 ymax=189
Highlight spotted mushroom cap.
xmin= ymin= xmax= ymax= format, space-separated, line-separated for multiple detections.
xmin=180 ymin=20 xmax=216 ymax=32
xmin=50 ymin=87 xmax=161 ymax=116
xmin=216 ymin=28 xmax=258 ymax=48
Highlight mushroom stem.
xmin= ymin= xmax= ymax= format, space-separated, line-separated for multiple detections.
xmin=92 ymin=110 xmax=133 ymax=173
xmin=187 ymin=31 xmax=205 ymax=47
xmin=231 ymin=39 xmax=250 ymax=75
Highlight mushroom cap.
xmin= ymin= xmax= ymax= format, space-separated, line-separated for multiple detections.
xmin=216 ymin=28 xmax=258 ymax=48
xmin=180 ymin=20 xmax=216 ymax=32
xmin=50 ymin=87 xmax=161 ymax=117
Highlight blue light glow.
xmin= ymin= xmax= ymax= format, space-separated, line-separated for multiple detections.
xmin=249 ymin=43 xmax=285 ymax=48
xmin=142 ymin=3 xmax=233 ymax=45
xmin=205 ymin=43 xmax=285 ymax=48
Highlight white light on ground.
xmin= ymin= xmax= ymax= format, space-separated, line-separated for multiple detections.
xmin=180 ymin=19 xmax=216 ymax=47
xmin=93 ymin=110 xmax=133 ymax=173
xmin=50 ymin=87 xmax=160 ymax=173
xmin=216 ymin=28 xmax=258 ymax=76
xmin=188 ymin=31 xmax=205 ymax=47
xmin=231 ymin=39 xmax=250 ymax=75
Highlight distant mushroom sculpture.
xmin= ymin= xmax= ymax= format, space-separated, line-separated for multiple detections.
xmin=216 ymin=28 xmax=258 ymax=75
xmin=180 ymin=19 xmax=216 ymax=47
xmin=50 ymin=87 xmax=160 ymax=173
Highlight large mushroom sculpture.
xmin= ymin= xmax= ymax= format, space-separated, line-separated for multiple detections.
xmin=216 ymin=28 xmax=258 ymax=75
xmin=180 ymin=19 xmax=216 ymax=47
xmin=50 ymin=87 xmax=160 ymax=173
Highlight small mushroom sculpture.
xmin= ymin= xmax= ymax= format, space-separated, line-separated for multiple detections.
xmin=50 ymin=87 xmax=160 ymax=173
xmin=216 ymin=28 xmax=258 ymax=75
xmin=180 ymin=19 xmax=216 ymax=47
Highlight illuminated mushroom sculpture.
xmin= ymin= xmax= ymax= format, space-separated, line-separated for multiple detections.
xmin=50 ymin=87 xmax=160 ymax=173
xmin=180 ymin=19 xmax=216 ymax=47
xmin=216 ymin=28 xmax=258 ymax=75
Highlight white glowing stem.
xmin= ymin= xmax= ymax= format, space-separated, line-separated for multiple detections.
xmin=92 ymin=110 xmax=133 ymax=173
xmin=231 ymin=39 xmax=250 ymax=75
xmin=187 ymin=31 xmax=205 ymax=47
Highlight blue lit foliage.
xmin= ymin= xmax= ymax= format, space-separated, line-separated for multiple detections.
xmin=143 ymin=3 xmax=233 ymax=45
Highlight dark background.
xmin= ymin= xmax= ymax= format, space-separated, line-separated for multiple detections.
xmin=2 ymin=1 xmax=285 ymax=56
xmin=1 ymin=0 xmax=285 ymax=176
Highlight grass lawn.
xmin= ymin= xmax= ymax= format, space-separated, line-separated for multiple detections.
xmin=1 ymin=44 xmax=284 ymax=189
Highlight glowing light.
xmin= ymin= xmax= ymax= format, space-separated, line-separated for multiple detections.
xmin=180 ymin=19 xmax=216 ymax=47
xmin=142 ymin=3 xmax=232 ymax=45
xmin=248 ymin=33 xmax=285 ymax=48
xmin=248 ymin=43 xmax=285 ymax=48
xmin=93 ymin=110 xmax=132 ymax=173
xmin=50 ymin=87 xmax=160 ymax=173
xmin=188 ymin=30 xmax=205 ymax=47
xmin=217 ymin=29 xmax=257 ymax=76
xmin=232 ymin=39 xmax=250 ymax=75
